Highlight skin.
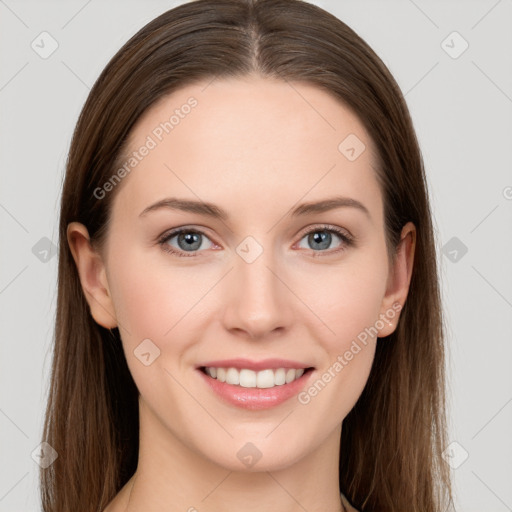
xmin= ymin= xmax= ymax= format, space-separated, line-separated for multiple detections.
xmin=68 ymin=74 xmax=415 ymax=512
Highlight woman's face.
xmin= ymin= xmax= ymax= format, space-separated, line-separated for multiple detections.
xmin=71 ymin=75 xmax=413 ymax=472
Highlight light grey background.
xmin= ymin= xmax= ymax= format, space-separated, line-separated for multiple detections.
xmin=1 ymin=0 xmax=511 ymax=510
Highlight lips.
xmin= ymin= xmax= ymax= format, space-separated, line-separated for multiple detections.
xmin=196 ymin=358 xmax=316 ymax=410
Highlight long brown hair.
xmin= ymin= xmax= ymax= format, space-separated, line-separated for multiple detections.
xmin=41 ymin=0 xmax=453 ymax=510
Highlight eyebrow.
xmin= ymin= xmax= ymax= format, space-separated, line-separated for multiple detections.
xmin=139 ymin=196 xmax=371 ymax=220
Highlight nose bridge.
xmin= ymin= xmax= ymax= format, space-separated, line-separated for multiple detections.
xmin=222 ymin=235 xmax=293 ymax=338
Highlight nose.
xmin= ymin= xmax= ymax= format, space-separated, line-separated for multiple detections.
xmin=221 ymin=247 xmax=295 ymax=340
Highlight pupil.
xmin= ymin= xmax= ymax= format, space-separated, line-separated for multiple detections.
xmin=310 ymin=231 xmax=330 ymax=250
xmin=179 ymin=232 xmax=201 ymax=251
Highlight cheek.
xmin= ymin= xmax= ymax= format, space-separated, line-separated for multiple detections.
xmin=297 ymin=267 xmax=387 ymax=416
xmin=300 ymin=253 xmax=389 ymax=348
xmin=106 ymin=251 xmax=206 ymax=395
xmin=106 ymin=247 xmax=227 ymax=391
xmin=107 ymin=247 xmax=207 ymax=340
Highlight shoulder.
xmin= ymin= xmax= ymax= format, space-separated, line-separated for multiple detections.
xmin=102 ymin=477 xmax=135 ymax=512
xmin=341 ymin=491 xmax=360 ymax=512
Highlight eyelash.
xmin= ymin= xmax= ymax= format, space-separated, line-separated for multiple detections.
xmin=157 ymin=224 xmax=355 ymax=258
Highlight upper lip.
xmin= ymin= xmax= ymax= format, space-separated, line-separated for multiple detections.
xmin=197 ymin=358 xmax=314 ymax=371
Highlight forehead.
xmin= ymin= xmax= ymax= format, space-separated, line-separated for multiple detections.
xmin=111 ymin=75 xmax=382 ymax=222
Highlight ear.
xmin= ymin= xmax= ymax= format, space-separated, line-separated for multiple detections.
xmin=376 ymin=221 xmax=416 ymax=337
xmin=67 ymin=222 xmax=118 ymax=329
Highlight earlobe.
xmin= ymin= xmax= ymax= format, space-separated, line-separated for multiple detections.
xmin=66 ymin=222 xmax=118 ymax=329
xmin=377 ymin=222 xmax=416 ymax=338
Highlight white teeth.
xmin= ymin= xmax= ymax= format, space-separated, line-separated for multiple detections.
xmin=274 ymin=368 xmax=286 ymax=385
xmin=204 ymin=367 xmax=308 ymax=388
xmin=285 ymin=368 xmax=296 ymax=383
xmin=255 ymin=369 xmax=274 ymax=389
xmin=226 ymin=367 xmax=240 ymax=385
xmin=240 ymin=369 xmax=257 ymax=388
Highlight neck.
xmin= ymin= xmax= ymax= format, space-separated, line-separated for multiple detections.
xmin=120 ymin=399 xmax=345 ymax=512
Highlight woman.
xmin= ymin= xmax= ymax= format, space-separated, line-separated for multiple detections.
xmin=41 ymin=0 xmax=453 ymax=510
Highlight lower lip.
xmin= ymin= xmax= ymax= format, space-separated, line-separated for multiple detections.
xmin=197 ymin=368 xmax=314 ymax=410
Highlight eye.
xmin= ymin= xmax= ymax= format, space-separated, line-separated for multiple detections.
xmin=158 ymin=224 xmax=354 ymax=258
xmin=296 ymin=225 xmax=354 ymax=255
xmin=158 ymin=228 xmax=215 ymax=257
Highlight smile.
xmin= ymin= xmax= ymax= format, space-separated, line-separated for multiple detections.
xmin=197 ymin=366 xmax=315 ymax=410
